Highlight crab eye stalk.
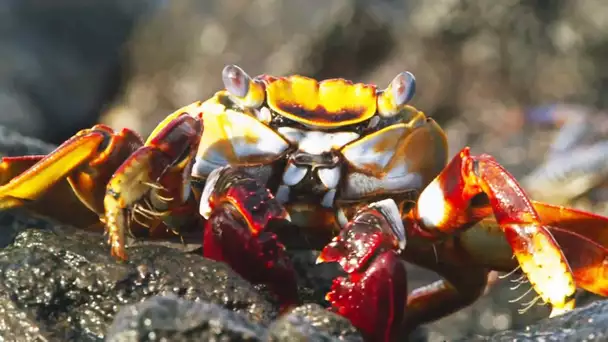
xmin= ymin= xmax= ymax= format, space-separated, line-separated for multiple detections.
xmin=221 ymin=64 xmax=265 ymax=108
xmin=377 ymin=71 xmax=416 ymax=117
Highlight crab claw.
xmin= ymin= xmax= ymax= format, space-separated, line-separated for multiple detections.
xmin=318 ymin=199 xmax=408 ymax=342
xmin=200 ymin=165 xmax=297 ymax=309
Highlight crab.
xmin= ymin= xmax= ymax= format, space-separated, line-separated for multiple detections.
xmin=0 ymin=65 xmax=608 ymax=341
xmin=521 ymin=104 xmax=608 ymax=214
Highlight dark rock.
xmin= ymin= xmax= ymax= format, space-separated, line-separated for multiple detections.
xmin=106 ymin=294 xmax=266 ymax=342
xmin=469 ymin=299 xmax=608 ymax=342
xmin=0 ymin=212 xmax=276 ymax=341
xmin=1 ymin=0 xmax=160 ymax=144
xmin=0 ymin=125 xmax=55 ymax=157
xmin=267 ymin=304 xmax=363 ymax=342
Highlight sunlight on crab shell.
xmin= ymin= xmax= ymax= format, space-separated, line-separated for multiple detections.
xmin=191 ymin=65 xmax=446 ymax=223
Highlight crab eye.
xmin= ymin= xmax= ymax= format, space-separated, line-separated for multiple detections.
xmin=221 ymin=64 xmax=265 ymax=108
xmin=377 ymin=71 xmax=416 ymax=117
xmin=222 ymin=65 xmax=249 ymax=98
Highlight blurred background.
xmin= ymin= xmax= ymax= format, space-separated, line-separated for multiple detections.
xmin=2 ymin=0 xmax=608 ymax=340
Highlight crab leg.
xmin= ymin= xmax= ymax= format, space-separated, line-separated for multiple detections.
xmin=103 ymin=111 xmax=202 ymax=260
xmin=0 ymin=155 xmax=99 ymax=227
xmin=411 ymin=147 xmax=577 ymax=317
xmin=0 ymin=125 xmax=143 ymax=223
xmin=199 ymin=166 xmax=298 ymax=309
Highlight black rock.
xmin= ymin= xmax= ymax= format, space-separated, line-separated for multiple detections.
xmin=0 ymin=212 xmax=276 ymax=341
xmin=106 ymin=294 xmax=266 ymax=342
xmin=471 ymin=299 xmax=608 ymax=342
xmin=267 ymin=304 xmax=363 ymax=342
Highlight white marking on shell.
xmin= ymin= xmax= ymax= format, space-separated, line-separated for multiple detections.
xmin=369 ymin=198 xmax=406 ymax=250
xmin=341 ymin=171 xmax=423 ymax=200
xmin=317 ymin=165 xmax=341 ymax=189
xmin=255 ymin=107 xmax=272 ymax=124
xmin=277 ymin=127 xmax=359 ymax=154
xmin=321 ymin=189 xmax=337 ymax=208
xmin=341 ymin=125 xmax=407 ymax=172
xmin=192 ymin=156 xmax=225 ymax=179
xmin=416 ymin=179 xmax=446 ymax=228
xmin=195 ymin=108 xmax=289 ymax=178
xmin=282 ymin=163 xmax=308 ymax=186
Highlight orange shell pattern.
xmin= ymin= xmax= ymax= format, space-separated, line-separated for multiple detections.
xmin=264 ymin=75 xmax=378 ymax=128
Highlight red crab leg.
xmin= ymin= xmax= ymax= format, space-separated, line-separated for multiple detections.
xmin=317 ymin=199 xmax=408 ymax=342
xmin=410 ymin=147 xmax=577 ymax=317
xmin=199 ymin=166 xmax=298 ymax=309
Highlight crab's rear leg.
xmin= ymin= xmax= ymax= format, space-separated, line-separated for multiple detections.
xmin=199 ymin=166 xmax=298 ymax=309
xmin=412 ymin=147 xmax=577 ymax=317
xmin=0 ymin=125 xmax=143 ymax=225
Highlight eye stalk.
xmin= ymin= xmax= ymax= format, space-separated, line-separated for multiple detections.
xmin=221 ymin=64 xmax=266 ymax=108
xmin=377 ymin=71 xmax=416 ymax=117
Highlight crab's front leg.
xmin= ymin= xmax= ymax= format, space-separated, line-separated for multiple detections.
xmin=199 ymin=166 xmax=298 ymax=309
xmin=412 ymin=146 xmax=577 ymax=316
xmin=317 ymin=199 xmax=409 ymax=342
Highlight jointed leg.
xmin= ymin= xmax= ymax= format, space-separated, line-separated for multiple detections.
xmin=412 ymin=147 xmax=576 ymax=317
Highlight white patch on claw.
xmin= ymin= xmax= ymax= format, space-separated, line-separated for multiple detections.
xmin=199 ymin=166 xmax=225 ymax=219
xmin=416 ymin=179 xmax=446 ymax=229
xmin=369 ymin=198 xmax=406 ymax=250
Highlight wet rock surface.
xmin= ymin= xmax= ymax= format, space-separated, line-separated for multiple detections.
xmin=466 ymin=300 xmax=608 ymax=342
xmin=0 ymin=214 xmax=277 ymax=341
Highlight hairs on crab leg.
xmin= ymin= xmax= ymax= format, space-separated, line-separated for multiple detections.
xmin=103 ymin=107 xmax=203 ymax=260
xmin=411 ymin=147 xmax=579 ymax=317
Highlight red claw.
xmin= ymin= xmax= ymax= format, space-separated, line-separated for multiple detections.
xmin=201 ymin=166 xmax=298 ymax=310
xmin=319 ymin=201 xmax=408 ymax=342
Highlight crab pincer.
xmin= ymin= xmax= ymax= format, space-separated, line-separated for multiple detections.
xmin=199 ymin=166 xmax=298 ymax=309
xmin=317 ymin=199 xmax=408 ymax=342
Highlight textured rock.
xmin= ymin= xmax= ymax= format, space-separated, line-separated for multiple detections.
xmin=468 ymin=300 xmax=608 ymax=342
xmin=106 ymin=294 xmax=267 ymax=342
xmin=267 ymin=304 xmax=363 ymax=341
xmin=0 ymin=214 xmax=276 ymax=341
